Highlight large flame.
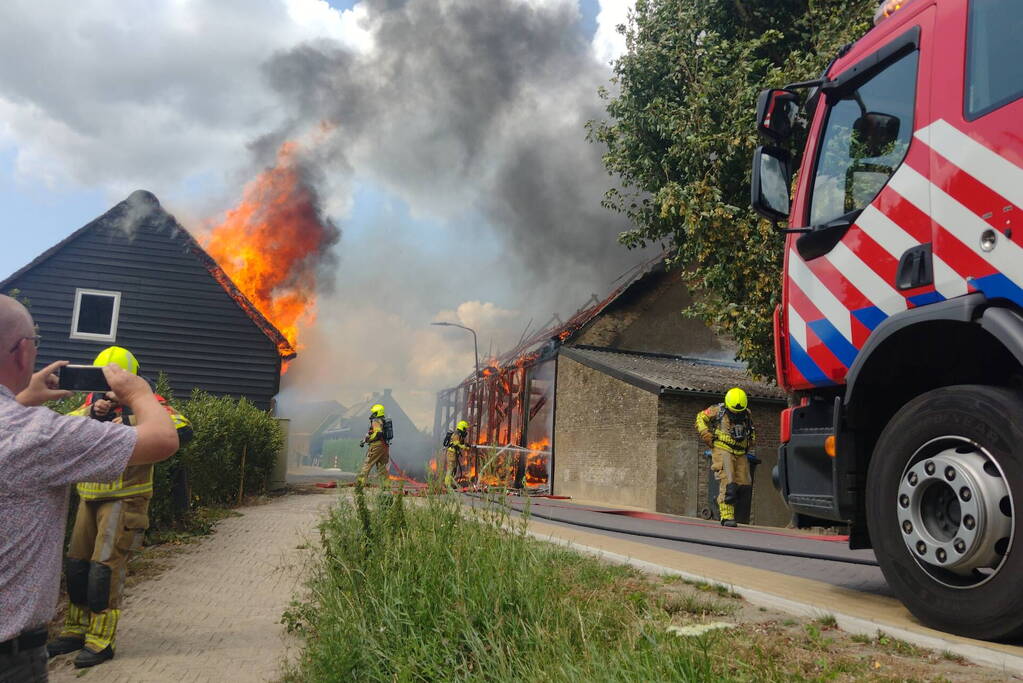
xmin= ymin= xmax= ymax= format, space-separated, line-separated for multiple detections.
xmin=203 ymin=141 xmax=337 ymax=357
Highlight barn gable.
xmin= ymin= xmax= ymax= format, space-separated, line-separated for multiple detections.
xmin=1 ymin=190 xmax=292 ymax=410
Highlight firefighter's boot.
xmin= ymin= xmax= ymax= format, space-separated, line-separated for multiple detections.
xmin=74 ymin=645 xmax=114 ymax=668
xmin=49 ymin=603 xmax=89 ymax=656
xmin=719 ymin=502 xmax=738 ymax=527
xmin=75 ymin=609 xmax=119 ymax=668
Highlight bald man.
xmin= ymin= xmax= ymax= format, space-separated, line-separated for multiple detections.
xmin=0 ymin=295 xmax=179 ymax=681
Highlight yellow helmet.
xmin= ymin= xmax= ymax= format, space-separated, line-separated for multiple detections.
xmin=456 ymin=420 xmax=469 ymax=432
xmin=93 ymin=346 xmax=139 ymax=375
xmin=724 ymin=387 xmax=748 ymax=413
xmin=370 ymin=403 xmax=385 ymax=418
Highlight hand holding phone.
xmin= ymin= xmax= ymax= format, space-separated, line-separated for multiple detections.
xmin=58 ymin=365 xmax=112 ymax=392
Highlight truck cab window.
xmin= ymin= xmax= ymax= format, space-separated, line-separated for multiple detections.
xmin=966 ymin=0 xmax=1023 ymax=119
xmin=809 ymin=50 xmax=918 ymax=227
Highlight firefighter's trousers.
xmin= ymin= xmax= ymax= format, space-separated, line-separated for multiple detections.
xmin=60 ymin=497 xmax=149 ymax=653
xmin=710 ymin=447 xmax=751 ymax=520
xmin=358 ymin=441 xmax=390 ymax=482
xmin=445 ymin=447 xmax=460 ymax=485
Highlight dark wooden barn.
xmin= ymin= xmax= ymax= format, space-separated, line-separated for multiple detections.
xmin=1 ymin=190 xmax=295 ymax=410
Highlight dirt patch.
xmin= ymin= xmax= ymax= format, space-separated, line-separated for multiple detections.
xmin=649 ymin=574 xmax=1015 ymax=681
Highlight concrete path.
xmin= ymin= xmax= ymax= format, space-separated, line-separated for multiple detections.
xmin=49 ymin=491 xmax=337 ymax=683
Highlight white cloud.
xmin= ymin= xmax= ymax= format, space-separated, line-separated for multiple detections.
xmin=0 ymin=0 xmax=371 ymax=197
xmin=285 ymin=0 xmax=374 ymax=52
xmin=435 ymin=301 xmax=520 ymax=332
xmin=592 ymin=0 xmax=633 ymax=65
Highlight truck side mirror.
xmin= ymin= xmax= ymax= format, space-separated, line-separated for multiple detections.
xmin=751 ymin=146 xmax=793 ymax=224
xmin=756 ymin=88 xmax=799 ymax=141
xmin=852 ymin=112 xmax=900 ymax=158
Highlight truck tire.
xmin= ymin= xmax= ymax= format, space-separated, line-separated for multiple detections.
xmin=866 ymin=384 xmax=1023 ymax=640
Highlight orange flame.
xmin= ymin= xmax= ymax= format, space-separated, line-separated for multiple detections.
xmin=524 ymin=437 xmax=551 ymax=487
xmin=203 ymin=141 xmax=338 ymax=358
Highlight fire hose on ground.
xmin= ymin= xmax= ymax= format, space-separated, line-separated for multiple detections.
xmin=461 ymin=492 xmax=879 ymax=568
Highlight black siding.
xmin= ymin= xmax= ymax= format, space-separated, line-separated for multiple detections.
xmin=4 ymin=192 xmax=282 ymax=409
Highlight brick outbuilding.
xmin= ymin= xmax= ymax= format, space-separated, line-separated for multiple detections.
xmin=553 ymin=346 xmax=790 ymax=527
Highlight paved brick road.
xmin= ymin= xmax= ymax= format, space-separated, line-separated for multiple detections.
xmin=49 ymin=491 xmax=337 ymax=683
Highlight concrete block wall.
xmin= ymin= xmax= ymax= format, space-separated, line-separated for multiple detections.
xmin=553 ymin=354 xmax=791 ymax=527
xmin=553 ymin=356 xmax=660 ymax=509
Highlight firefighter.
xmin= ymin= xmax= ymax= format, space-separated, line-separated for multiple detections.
xmin=47 ymin=346 xmax=192 ymax=668
xmin=696 ymin=387 xmax=755 ymax=527
xmin=444 ymin=420 xmax=471 ymax=488
xmin=357 ymin=403 xmax=390 ymax=484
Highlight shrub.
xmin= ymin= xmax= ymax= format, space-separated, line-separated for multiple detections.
xmin=148 ymin=378 xmax=283 ymax=530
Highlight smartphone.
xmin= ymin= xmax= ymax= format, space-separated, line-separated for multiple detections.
xmin=58 ymin=365 xmax=112 ymax=393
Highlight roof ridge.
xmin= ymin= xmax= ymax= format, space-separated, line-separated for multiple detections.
xmin=0 ymin=191 xmax=296 ymax=360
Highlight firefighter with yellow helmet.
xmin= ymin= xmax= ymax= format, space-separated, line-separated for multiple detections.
xmin=696 ymin=387 xmax=756 ymax=527
xmin=47 ymin=346 xmax=192 ymax=668
xmin=444 ymin=419 xmax=471 ymax=488
xmin=357 ymin=403 xmax=391 ymax=484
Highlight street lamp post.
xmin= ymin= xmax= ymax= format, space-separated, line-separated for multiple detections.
xmin=431 ymin=322 xmax=479 ymax=382
xmin=432 ymin=321 xmax=482 ymax=483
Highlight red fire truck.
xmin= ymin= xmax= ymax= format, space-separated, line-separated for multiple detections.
xmin=751 ymin=0 xmax=1023 ymax=639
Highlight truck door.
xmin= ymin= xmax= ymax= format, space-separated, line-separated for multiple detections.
xmin=784 ymin=9 xmax=933 ymax=390
xmin=924 ymin=0 xmax=1023 ymax=305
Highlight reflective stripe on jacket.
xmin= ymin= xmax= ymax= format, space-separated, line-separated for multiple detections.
xmin=365 ymin=417 xmax=384 ymax=443
xmin=695 ymin=403 xmax=756 ymax=456
xmin=72 ymin=393 xmax=190 ymax=500
xmin=446 ymin=430 xmax=470 ymax=455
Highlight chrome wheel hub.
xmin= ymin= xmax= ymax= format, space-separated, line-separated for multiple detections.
xmin=897 ymin=437 xmax=1013 ymax=586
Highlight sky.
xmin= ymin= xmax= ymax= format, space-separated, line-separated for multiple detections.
xmin=0 ymin=0 xmax=638 ymax=430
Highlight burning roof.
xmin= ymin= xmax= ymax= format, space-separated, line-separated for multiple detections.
xmin=0 ymin=190 xmax=297 ymax=361
xmin=188 ymin=241 xmax=298 ymax=360
xmin=454 ymin=254 xmax=667 ymax=385
xmin=201 ymin=141 xmax=340 ymax=358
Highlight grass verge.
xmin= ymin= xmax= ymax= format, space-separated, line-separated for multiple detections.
xmin=282 ymin=485 xmax=727 ymax=681
xmin=282 ymin=487 xmax=998 ymax=682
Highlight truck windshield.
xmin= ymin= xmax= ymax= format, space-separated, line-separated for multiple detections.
xmin=966 ymin=0 xmax=1023 ymax=119
xmin=808 ymin=50 xmax=918 ymax=227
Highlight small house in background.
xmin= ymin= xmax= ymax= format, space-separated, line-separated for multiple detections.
xmin=286 ymin=400 xmax=346 ymax=465
xmin=309 ymin=389 xmax=433 ymax=479
xmin=1 ymin=190 xmax=295 ymax=410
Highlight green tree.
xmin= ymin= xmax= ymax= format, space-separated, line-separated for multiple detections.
xmin=590 ymin=0 xmax=874 ymax=377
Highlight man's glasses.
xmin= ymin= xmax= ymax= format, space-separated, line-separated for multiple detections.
xmin=7 ymin=335 xmax=41 ymax=353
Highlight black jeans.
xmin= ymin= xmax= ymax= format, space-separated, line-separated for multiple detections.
xmin=0 ymin=645 xmax=47 ymax=683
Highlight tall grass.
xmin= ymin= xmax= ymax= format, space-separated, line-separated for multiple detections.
xmin=283 ymin=485 xmax=720 ymax=682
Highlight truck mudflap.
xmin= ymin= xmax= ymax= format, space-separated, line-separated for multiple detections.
xmin=775 ymin=396 xmax=858 ymax=524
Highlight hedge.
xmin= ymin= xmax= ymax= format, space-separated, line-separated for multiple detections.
xmin=149 ymin=378 xmax=283 ymax=529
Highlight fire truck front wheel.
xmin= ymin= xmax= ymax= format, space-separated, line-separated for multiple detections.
xmin=866 ymin=384 xmax=1023 ymax=641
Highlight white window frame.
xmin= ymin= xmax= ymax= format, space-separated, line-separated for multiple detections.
xmin=70 ymin=288 xmax=122 ymax=343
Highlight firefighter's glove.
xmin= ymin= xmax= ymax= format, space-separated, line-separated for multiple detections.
xmin=359 ymin=441 xmax=365 ymax=448
xmin=747 ymin=453 xmax=762 ymax=465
